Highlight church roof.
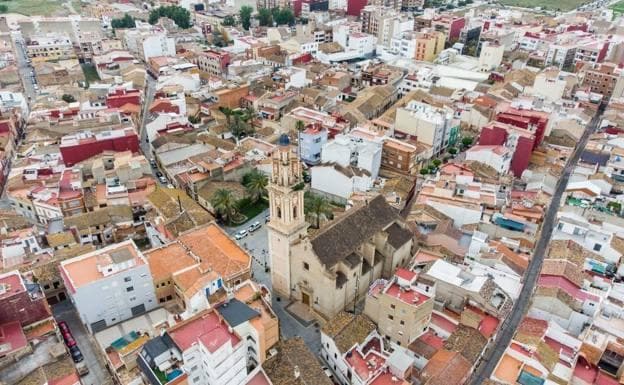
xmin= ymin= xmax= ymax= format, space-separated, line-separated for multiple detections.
xmin=311 ymin=195 xmax=398 ymax=268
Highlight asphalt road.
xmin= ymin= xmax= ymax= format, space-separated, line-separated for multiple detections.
xmin=52 ymin=301 xmax=112 ymax=385
xmin=469 ymin=108 xmax=604 ymax=384
xmin=11 ymin=31 xmax=37 ymax=101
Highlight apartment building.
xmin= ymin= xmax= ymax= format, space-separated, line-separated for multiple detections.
xmin=26 ymin=33 xmax=75 ymax=62
xmin=580 ymin=62 xmax=624 ymax=100
xmin=364 ymin=269 xmax=435 ymax=346
xmin=394 ymin=101 xmax=459 ymax=155
xmin=60 ymin=240 xmax=158 ymax=333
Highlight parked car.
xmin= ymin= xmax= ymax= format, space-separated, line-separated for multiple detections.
xmin=76 ymin=361 xmax=89 ymax=376
xmin=65 ymin=335 xmax=77 ymax=347
xmin=70 ymin=347 xmax=84 ymax=363
xmin=234 ymin=229 xmax=248 ymax=240
xmin=155 ymin=171 xmax=163 ymax=178
xmin=159 ymin=176 xmax=168 ymax=184
xmin=57 ymin=321 xmax=70 ymax=334
xmin=150 ymin=159 xmax=157 ymax=167
xmin=265 ymin=214 xmax=270 ymax=223
xmin=248 ymin=221 xmax=261 ymax=232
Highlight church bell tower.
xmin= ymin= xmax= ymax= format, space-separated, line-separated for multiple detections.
xmin=267 ymin=135 xmax=307 ymax=298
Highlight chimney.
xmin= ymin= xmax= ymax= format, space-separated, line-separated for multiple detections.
xmin=294 ymin=365 xmax=300 ymax=379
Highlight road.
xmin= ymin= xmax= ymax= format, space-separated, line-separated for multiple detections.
xmin=53 ymin=301 xmax=112 ymax=385
xmin=11 ymin=31 xmax=37 ymax=101
xmin=469 ymin=108 xmax=604 ymax=384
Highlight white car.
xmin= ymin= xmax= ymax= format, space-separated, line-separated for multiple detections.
xmin=248 ymin=221 xmax=261 ymax=232
xmin=234 ymin=229 xmax=248 ymax=240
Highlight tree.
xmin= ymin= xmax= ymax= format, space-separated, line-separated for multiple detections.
xmin=295 ymin=120 xmax=305 ymax=132
xmin=243 ymin=169 xmax=268 ymax=203
xmin=240 ymin=5 xmax=253 ymax=30
xmin=222 ymin=15 xmax=236 ymax=26
xmin=62 ymin=94 xmax=76 ymax=103
xmin=111 ymin=13 xmax=136 ymax=29
xmin=210 ymin=189 xmax=238 ymax=224
xmin=188 ymin=115 xmax=201 ymax=124
xmin=432 ymin=159 xmax=442 ymax=167
xmin=304 ymin=192 xmax=332 ymax=229
xmin=419 ymin=168 xmax=429 ymax=175
xmin=257 ymin=8 xmax=273 ymax=26
xmin=219 ymin=106 xmax=234 ymax=126
xmin=448 ymin=147 xmax=458 ymax=155
xmin=149 ymin=5 xmax=191 ymax=29
xmin=461 ymin=137 xmax=474 ymax=147
xmin=0 ymin=4 xmax=7 ymax=13
xmin=230 ymin=114 xmax=250 ymax=138
xmin=273 ymin=7 xmax=294 ymax=25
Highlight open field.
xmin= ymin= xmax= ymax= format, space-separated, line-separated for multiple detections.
xmin=1 ymin=0 xmax=66 ymax=15
xmin=498 ymin=0 xmax=587 ymax=11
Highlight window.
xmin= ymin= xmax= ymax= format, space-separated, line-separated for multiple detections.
xmin=400 ymin=320 xmax=405 ymax=325
xmin=191 ymin=365 xmax=198 ymax=372
xmin=594 ymin=243 xmax=602 ymax=252
xmin=126 ymin=286 xmax=134 ymax=292
xmin=124 ymin=277 xmax=132 ymax=282
xmin=388 ymin=315 xmax=394 ymax=320
xmin=129 ymin=296 xmax=136 ymax=301
xmin=390 ymin=304 xmax=395 ymax=310
xmin=303 ymin=262 xmax=310 ymax=270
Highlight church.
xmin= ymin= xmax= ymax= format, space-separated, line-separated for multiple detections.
xmin=267 ymin=139 xmax=414 ymax=320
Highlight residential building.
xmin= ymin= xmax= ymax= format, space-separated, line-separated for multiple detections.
xmin=364 ymin=269 xmax=435 ymax=346
xmin=59 ymin=127 xmax=140 ymax=167
xmin=395 ymin=101 xmax=459 ymax=155
xmin=381 ymin=137 xmax=418 ymax=175
xmin=191 ymin=49 xmax=231 ymax=76
xmin=413 ymin=30 xmax=446 ymax=62
xmin=580 ymin=62 xmax=624 ymax=100
xmin=26 ymin=33 xmax=75 ymax=62
xmin=310 ymin=163 xmax=373 ymax=202
xmin=465 ymin=145 xmax=512 ymax=174
xmin=145 ymin=223 xmax=251 ymax=318
xmin=60 ymin=240 xmax=158 ymax=333
xmin=298 ymin=125 xmax=328 ymax=165
xmin=321 ymin=131 xmax=383 ymax=179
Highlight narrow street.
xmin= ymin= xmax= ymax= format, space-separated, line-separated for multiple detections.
xmin=469 ymin=109 xmax=604 ymax=384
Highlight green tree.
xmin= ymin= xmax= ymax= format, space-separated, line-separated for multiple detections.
xmin=461 ymin=137 xmax=474 ymax=147
xmin=210 ymin=189 xmax=238 ymax=224
xmin=219 ymin=106 xmax=234 ymax=126
xmin=222 ymin=15 xmax=236 ymax=26
xmin=188 ymin=115 xmax=201 ymax=124
xmin=432 ymin=159 xmax=442 ymax=167
xmin=419 ymin=168 xmax=429 ymax=175
xmin=304 ymin=192 xmax=332 ymax=229
xmin=243 ymin=169 xmax=268 ymax=203
xmin=239 ymin=5 xmax=253 ymax=30
xmin=448 ymin=147 xmax=458 ymax=155
xmin=0 ymin=4 xmax=7 ymax=13
xmin=149 ymin=5 xmax=191 ymax=29
xmin=62 ymin=94 xmax=76 ymax=103
xmin=111 ymin=13 xmax=136 ymax=29
xmin=295 ymin=120 xmax=305 ymax=132
xmin=230 ymin=114 xmax=249 ymax=138
xmin=273 ymin=7 xmax=294 ymax=25
xmin=257 ymin=8 xmax=273 ymax=26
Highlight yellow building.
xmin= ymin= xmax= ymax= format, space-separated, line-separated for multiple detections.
xmin=414 ymin=30 xmax=446 ymax=62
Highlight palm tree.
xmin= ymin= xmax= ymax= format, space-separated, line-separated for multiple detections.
xmin=304 ymin=192 xmax=332 ymax=229
xmin=210 ymin=188 xmax=238 ymax=224
xmin=243 ymin=170 xmax=268 ymax=203
xmin=230 ymin=114 xmax=248 ymax=138
xmin=219 ymin=106 xmax=233 ymax=127
xmin=295 ymin=120 xmax=305 ymax=132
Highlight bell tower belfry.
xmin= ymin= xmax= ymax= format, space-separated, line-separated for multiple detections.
xmin=267 ymin=135 xmax=307 ymax=298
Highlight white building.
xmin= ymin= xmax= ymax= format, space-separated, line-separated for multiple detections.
xmin=60 ymin=240 xmax=158 ymax=333
xmin=478 ymin=42 xmax=504 ymax=71
xmin=395 ymin=100 xmax=458 ymax=155
xmin=465 ymin=145 xmax=512 ymax=174
xmin=311 ymin=163 xmax=373 ymax=202
xmin=169 ymin=310 xmax=247 ymax=385
xmin=320 ymin=132 xmax=383 ymax=179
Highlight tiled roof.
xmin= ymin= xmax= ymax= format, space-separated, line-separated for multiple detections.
xmin=263 ymin=337 xmax=333 ymax=385
xmin=311 ymin=195 xmax=398 ymax=268
xmin=145 ymin=242 xmax=196 ymax=282
xmin=443 ymin=325 xmax=487 ymax=364
xmin=45 ymin=232 xmax=76 ymax=248
xmin=419 ymin=349 xmax=471 ymax=385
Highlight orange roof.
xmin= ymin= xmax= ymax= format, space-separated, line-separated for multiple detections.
xmin=61 ymin=241 xmax=144 ymax=291
xmin=421 ymin=349 xmax=471 ymax=385
xmin=178 ymin=223 xmax=251 ymax=280
xmin=145 ymin=242 xmax=197 ymax=282
xmin=494 ymin=353 xmax=522 ymax=383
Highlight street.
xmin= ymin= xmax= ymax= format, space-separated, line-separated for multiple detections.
xmin=224 ymin=210 xmax=323 ymax=354
xmin=10 ymin=30 xmax=37 ymax=102
xmin=52 ymin=301 xmax=112 ymax=385
xmin=469 ymin=109 xmax=604 ymax=384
